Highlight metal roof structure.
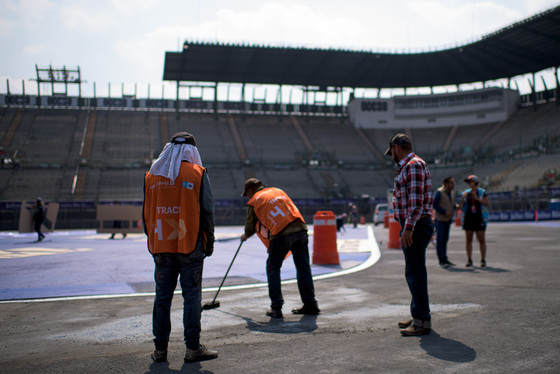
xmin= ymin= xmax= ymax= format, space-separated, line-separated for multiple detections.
xmin=164 ymin=6 xmax=560 ymax=90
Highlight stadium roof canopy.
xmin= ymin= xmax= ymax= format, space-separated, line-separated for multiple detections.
xmin=163 ymin=6 xmax=560 ymax=89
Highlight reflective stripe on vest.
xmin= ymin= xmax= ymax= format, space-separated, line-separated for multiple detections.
xmin=255 ymin=221 xmax=271 ymax=249
xmin=144 ymin=163 xmax=204 ymax=254
xmin=247 ymin=187 xmax=305 ymax=237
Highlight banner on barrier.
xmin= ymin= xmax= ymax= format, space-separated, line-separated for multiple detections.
xmin=96 ymin=204 xmax=143 ymax=234
xmin=488 ymin=209 xmax=559 ymax=222
xmin=18 ymin=201 xmax=59 ymax=233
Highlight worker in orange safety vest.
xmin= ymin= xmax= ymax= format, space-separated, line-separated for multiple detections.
xmin=240 ymin=178 xmax=320 ymax=319
xmin=143 ymin=132 xmax=218 ymax=363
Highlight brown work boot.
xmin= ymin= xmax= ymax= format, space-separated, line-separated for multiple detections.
xmin=151 ymin=350 xmax=167 ymax=362
xmin=185 ymin=344 xmax=218 ymax=363
xmin=397 ymin=319 xmax=413 ymax=328
xmin=401 ymin=320 xmax=431 ymax=336
xmin=266 ymin=309 xmax=283 ymax=318
xmin=291 ymin=304 xmax=320 ymax=315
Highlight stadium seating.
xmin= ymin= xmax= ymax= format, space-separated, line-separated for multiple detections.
xmin=491 ymin=102 xmax=559 ymax=155
xmin=0 ymin=102 xmax=559 ymax=204
xmin=89 ymin=111 xmax=160 ymax=167
xmin=166 ymin=113 xmax=240 ymax=166
xmin=234 ymin=115 xmax=304 ymax=166
xmin=489 ymin=153 xmax=560 ymax=191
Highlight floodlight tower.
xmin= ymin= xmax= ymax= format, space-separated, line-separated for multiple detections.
xmin=33 ymin=65 xmax=83 ymax=99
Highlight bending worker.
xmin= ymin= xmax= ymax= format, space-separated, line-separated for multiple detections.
xmin=240 ymin=178 xmax=320 ymax=318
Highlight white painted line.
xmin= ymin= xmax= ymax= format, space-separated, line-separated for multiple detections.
xmin=0 ymin=227 xmax=381 ymax=304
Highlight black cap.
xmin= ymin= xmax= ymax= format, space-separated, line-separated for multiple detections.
xmin=384 ymin=133 xmax=412 ymax=156
xmin=171 ymin=132 xmax=196 ymax=146
xmin=241 ymin=178 xmax=264 ymax=197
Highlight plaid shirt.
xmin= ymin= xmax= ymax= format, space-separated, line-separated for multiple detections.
xmin=392 ymin=152 xmax=433 ymax=231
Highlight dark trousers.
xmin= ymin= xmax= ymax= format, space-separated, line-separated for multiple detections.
xmin=152 ymin=247 xmax=204 ymax=351
xmin=401 ymin=216 xmax=433 ymax=322
xmin=434 ymin=220 xmax=452 ymax=264
xmin=34 ymin=220 xmax=44 ymax=240
xmin=267 ymin=230 xmax=316 ymax=310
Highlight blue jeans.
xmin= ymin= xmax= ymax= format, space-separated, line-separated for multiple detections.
xmin=267 ymin=230 xmax=317 ymax=310
xmin=400 ymin=216 xmax=433 ymax=322
xmin=434 ymin=220 xmax=452 ymax=264
xmin=152 ymin=247 xmax=204 ymax=351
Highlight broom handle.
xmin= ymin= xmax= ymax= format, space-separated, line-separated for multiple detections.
xmin=211 ymin=240 xmax=243 ymax=303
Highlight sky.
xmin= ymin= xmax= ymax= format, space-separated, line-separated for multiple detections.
xmin=1 ymin=0 xmax=559 ymax=99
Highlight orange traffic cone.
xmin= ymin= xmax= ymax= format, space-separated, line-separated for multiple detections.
xmin=312 ymin=211 xmax=339 ymax=265
xmin=387 ymin=215 xmax=402 ymax=249
xmin=455 ymin=210 xmax=462 ymax=226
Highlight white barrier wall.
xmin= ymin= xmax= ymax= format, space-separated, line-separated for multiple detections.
xmin=348 ymin=88 xmax=520 ymax=129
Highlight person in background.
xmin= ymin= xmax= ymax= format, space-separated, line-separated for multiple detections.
xmin=433 ymin=177 xmax=459 ymax=268
xmin=460 ymin=175 xmax=489 ymax=268
xmin=336 ymin=213 xmax=347 ymax=233
xmin=385 ymin=133 xmax=434 ymax=336
xmin=349 ymin=204 xmax=358 ymax=228
xmin=240 ymin=178 xmax=320 ymax=319
xmin=143 ymin=132 xmax=218 ymax=363
xmin=33 ymin=198 xmax=46 ymax=242
xmin=109 ymin=201 xmax=127 ymax=240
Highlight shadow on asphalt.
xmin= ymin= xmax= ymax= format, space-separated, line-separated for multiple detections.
xmin=244 ymin=314 xmax=318 ymax=334
xmin=445 ymin=266 xmax=510 ymax=274
xmin=419 ymin=331 xmax=477 ymax=363
xmin=216 ymin=309 xmax=318 ymax=334
xmin=144 ymin=311 xmax=318 ymax=373
xmin=146 ymin=361 xmax=213 ymax=374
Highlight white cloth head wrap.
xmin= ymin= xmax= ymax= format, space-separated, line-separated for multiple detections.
xmin=149 ymin=143 xmax=203 ymax=182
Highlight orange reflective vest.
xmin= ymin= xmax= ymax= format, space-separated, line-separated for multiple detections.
xmin=143 ymin=162 xmax=204 ymax=255
xmin=247 ymin=187 xmax=305 ymax=248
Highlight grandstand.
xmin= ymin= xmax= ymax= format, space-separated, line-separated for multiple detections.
xmin=1 ymin=102 xmax=558 ymax=200
xmin=1 ymin=104 xmax=559 ymax=229
xmin=1 ymin=6 xmax=560 ymax=229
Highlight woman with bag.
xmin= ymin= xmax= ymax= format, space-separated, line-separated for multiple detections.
xmin=460 ymin=175 xmax=489 ymax=268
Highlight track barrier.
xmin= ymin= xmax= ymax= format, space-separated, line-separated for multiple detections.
xmin=384 ymin=211 xmax=389 ymax=228
xmin=387 ymin=214 xmax=402 ymax=249
xmin=455 ymin=210 xmax=462 ymax=226
xmin=312 ymin=211 xmax=339 ymax=265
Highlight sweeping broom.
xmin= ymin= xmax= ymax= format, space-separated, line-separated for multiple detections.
xmin=202 ymin=240 xmax=243 ymax=310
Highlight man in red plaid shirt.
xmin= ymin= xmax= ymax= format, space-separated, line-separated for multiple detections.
xmin=385 ymin=133 xmax=434 ymax=336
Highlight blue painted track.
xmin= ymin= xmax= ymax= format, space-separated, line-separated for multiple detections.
xmin=0 ymin=225 xmax=375 ymax=301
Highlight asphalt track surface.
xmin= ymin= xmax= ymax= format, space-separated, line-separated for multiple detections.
xmin=1 ymin=221 xmax=559 ymax=373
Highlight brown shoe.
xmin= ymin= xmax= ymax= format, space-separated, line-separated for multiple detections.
xmin=398 ymin=319 xmax=413 ymax=328
xmin=266 ymin=309 xmax=283 ymax=318
xmin=185 ymin=344 xmax=218 ymax=362
xmin=401 ymin=324 xmax=431 ymax=336
xmin=292 ymin=304 xmax=320 ymax=315
xmin=151 ymin=350 xmax=167 ymax=362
